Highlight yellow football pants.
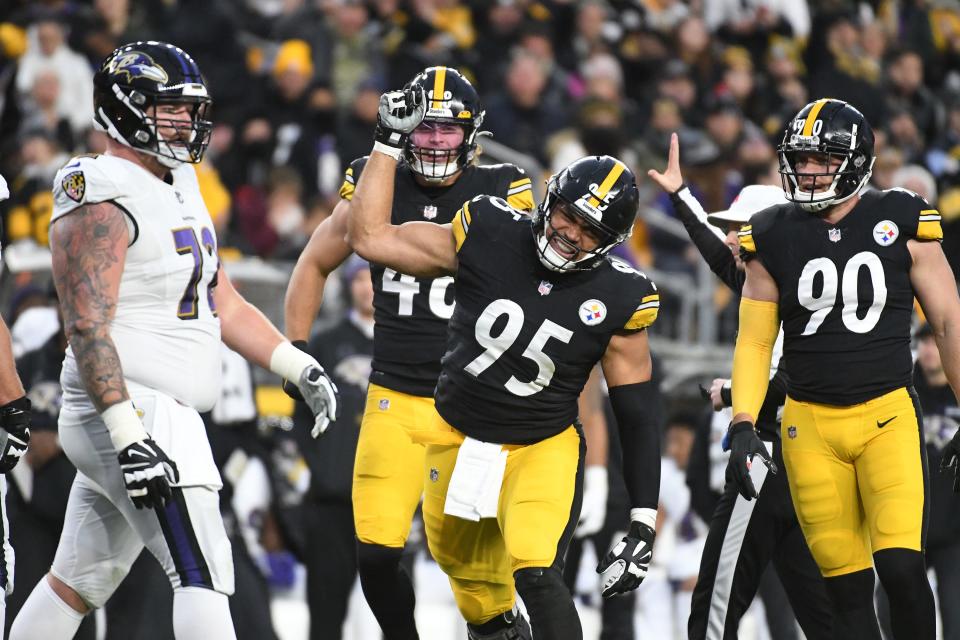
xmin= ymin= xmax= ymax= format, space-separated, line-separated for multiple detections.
xmin=419 ymin=416 xmax=584 ymax=625
xmin=352 ymin=384 xmax=437 ymax=548
xmin=781 ymin=387 xmax=927 ymax=577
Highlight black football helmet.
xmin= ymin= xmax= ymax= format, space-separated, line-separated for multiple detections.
xmin=533 ymin=155 xmax=639 ymax=272
xmin=403 ymin=66 xmax=484 ymax=182
xmin=94 ymin=41 xmax=213 ymax=167
xmin=778 ymin=99 xmax=875 ymax=212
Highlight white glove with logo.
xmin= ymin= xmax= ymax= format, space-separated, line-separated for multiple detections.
xmin=596 ymin=510 xmax=656 ymax=598
xmin=373 ymin=87 xmax=426 ymax=159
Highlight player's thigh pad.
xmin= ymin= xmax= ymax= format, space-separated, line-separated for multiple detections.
xmin=781 ymin=398 xmax=872 ymax=576
xmin=500 ymin=425 xmax=583 ymax=571
xmin=422 ymin=440 xmax=513 ymax=585
xmin=352 ymin=385 xmax=431 ymax=547
xmin=855 ymin=387 xmax=926 ymax=552
xmin=51 ymin=473 xmax=145 ymax=608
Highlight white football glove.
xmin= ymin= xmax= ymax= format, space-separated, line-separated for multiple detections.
xmin=297 ymin=364 xmax=340 ymax=438
xmin=374 ymin=87 xmax=426 ymax=157
xmin=596 ymin=517 xmax=655 ymax=598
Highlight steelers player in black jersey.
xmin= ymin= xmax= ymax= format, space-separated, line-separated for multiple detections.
xmin=729 ymin=98 xmax=960 ymax=640
xmin=346 ymin=87 xmax=663 ymax=640
xmin=283 ymin=67 xmax=534 ymax=640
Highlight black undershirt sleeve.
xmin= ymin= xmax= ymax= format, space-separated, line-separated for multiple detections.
xmin=608 ymin=381 xmax=662 ymax=510
xmin=669 ymin=187 xmax=745 ymax=293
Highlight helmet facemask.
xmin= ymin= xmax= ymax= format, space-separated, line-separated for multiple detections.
xmin=778 ymin=147 xmax=873 ymax=212
xmin=405 ymin=121 xmax=471 ymax=183
xmin=534 ymin=189 xmax=627 ymax=273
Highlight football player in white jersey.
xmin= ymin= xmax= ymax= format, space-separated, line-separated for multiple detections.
xmin=0 ymin=173 xmax=34 ymax=631
xmin=9 ymin=42 xmax=339 ymax=640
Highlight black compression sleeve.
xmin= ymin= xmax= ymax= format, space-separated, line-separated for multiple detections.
xmin=609 ymin=381 xmax=662 ymax=510
xmin=669 ymin=186 xmax=745 ymax=292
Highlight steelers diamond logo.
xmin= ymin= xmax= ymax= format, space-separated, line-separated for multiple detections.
xmin=579 ymin=299 xmax=607 ymax=326
xmin=873 ymin=220 xmax=899 ymax=247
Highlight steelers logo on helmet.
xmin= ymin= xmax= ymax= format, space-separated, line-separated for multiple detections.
xmin=532 ymin=155 xmax=640 ymax=273
xmin=777 ymin=98 xmax=875 ymax=212
xmin=93 ymin=41 xmax=213 ymax=169
xmin=402 ymin=66 xmax=485 ymax=183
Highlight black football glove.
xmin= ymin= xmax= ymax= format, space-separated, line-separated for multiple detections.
xmin=940 ymin=428 xmax=960 ymax=493
xmin=0 ymin=396 xmax=30 ymax=473
xmin=596 ymin=520 xmax=656 ymax=598
xmin=117 ymin=438 xmax=180 ymax=509
xmin=727 ymin=420 xmax=777 ymax=500
xmin=374 ymin=87 xmax=426 ymax=154
xmin=281 ymin=340 xmax=310 ymax=402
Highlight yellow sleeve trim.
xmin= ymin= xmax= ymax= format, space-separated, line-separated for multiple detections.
xmin=738 ymin=225 xmax=756 ymax=254
xmin=731 ymin=298 xmax=780 ymax=422
xmin=624 ymin=297 xmax=660 ymax=330
xmin=507 ymin=188 xmax=535 ymax=212
xmin=918 ymin=209 xmax=942 ymax=240
xmin=509 ymin=177 xmax=532 ymax=189
xmin=451 ymin=201 xmax=471 ymax=252
xmin=338 ymin=167 xmax=355 ymax=201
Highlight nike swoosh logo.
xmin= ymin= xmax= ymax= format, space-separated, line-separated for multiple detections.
xmin=877 ymin=416 xmax=896 ymax=429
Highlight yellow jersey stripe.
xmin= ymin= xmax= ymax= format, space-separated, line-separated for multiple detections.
xmin=452 ymin=207 xmax=468 ymax=251
xmin=587 ymin=161 xmax=626 ymax=208
xmin=739 ymin=229 xmax=756 ymax=253
xmin=507 ymin=189 xmax=535 ymax=212
xmin=641 ymin=294 xmax=660 ymax=304
xmin=432 ymin=66 xmax=447 ymax=111
xmin=509 ymin=178 xmax=532 ymax=188
xmin=917 ymin=219 xmax=943 ymax=241
xmin=802 ymin=99 xmax=830 ymax=136
xmin=625 ymin=306 xmax=659 ymax=331
xmin=339 ymin=180 xmax=355 ymax=201
xmin=344 ymin=167 xmax=354 ymax=183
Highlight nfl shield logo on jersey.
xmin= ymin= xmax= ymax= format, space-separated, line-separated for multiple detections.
xmin=62 ymin=171 xmax=85 ymax=202
xmin=828 ymin=228 xmax=841 ymax=243
xmin=423 ymin=205 xmax=438 ymax=220
xmin=579 ymin=299 xmax=607 ymax=326
xmin=873 ymin=220 xmax=899 ymax=246
xmin=538 ymin=280 xmax=553 ymax=296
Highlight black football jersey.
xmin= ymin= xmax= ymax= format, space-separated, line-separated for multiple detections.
xmin=339 ymin=158 xmax=534 ymax=396
xmin=740 ymin=188 xmax=943 ymax=405
xmin=436 ymin=195 xmax=660 ymax=444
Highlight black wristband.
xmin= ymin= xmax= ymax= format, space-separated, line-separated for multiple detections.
xmin=720 ymin=385 xmax=732 ymax=407
xmin=0 ymin=396 xmax=30 ymax=414
xmin=291 ymin=340 xmax=309 ymax=354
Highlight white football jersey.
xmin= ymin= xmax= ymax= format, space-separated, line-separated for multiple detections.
xmin=52 ymin=154 xmax=222 ymax=412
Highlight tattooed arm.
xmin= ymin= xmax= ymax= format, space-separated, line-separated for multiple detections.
xmin=50 ymin=202 xmax=130 ymax=412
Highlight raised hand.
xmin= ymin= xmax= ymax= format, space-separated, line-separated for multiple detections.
xmin=374 ymin=87 xmax=427 ymax=156
xmin=647 ymin=132 xmax=683 ymax=194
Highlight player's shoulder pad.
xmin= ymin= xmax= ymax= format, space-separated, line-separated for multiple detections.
xmin=451 ymin=194 xmax=526 ymax=252
xmin=52 ymin=155 xmax=125 ymax=219
xmin=472 ymin=163 xmax=535 ymax=213
xmin=605 ymin=257 xmax=660 ymax=331
xmin=737 ymin=202 xmax=791 ymax=259
xmin=876 ymin=187 xmax=941 ymax=242
xmin=339 ymin=156 xmax=369 ymax=201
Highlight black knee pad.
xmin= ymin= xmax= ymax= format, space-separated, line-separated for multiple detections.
xmin=825 ymin=568 xmax=876 ymax=613
xmin=874 ymin=548 xmax=928 ymax=601
xmin=467 ymin=607 xmax=532 ymax=640
xmin=356 ymin=541 xmax=404 ymax=577
xmin=515 ymin=567 xmax=568 ymax=610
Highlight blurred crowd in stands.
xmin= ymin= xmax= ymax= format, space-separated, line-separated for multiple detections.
xmin=1 ymin=0 xmax=958 ymax=276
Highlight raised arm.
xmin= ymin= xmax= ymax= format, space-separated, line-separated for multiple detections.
xmin=284 ymin=199 xmax=353 ymax=342
xmin=346 ymin=89 xmax=458 ymax=279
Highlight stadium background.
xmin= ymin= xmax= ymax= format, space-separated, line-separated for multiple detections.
xmin=0 ymin=0 xmax=958 ymax=638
